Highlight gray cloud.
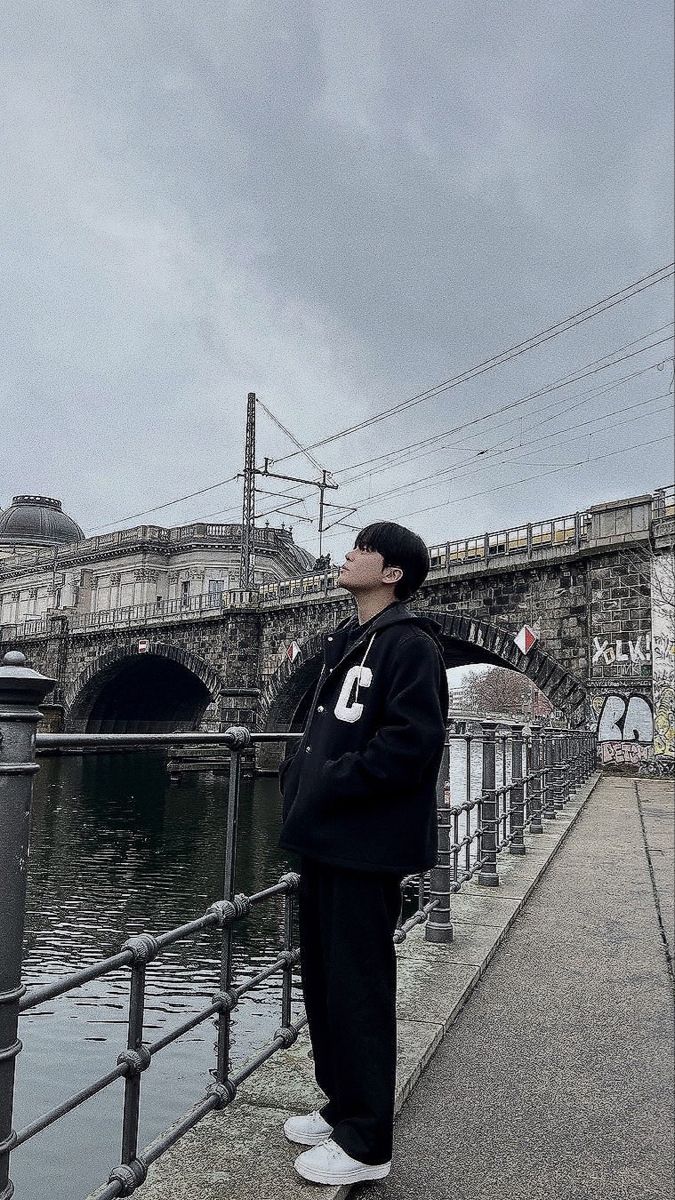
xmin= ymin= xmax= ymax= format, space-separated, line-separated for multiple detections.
xmin=1 ymin=0 xmax=672 ymax=558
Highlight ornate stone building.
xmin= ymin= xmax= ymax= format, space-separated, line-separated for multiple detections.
xmin=0 ymin=495 xmax=316 ymax=627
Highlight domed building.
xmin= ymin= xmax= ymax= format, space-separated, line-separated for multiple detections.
xmin=0 ymin=496 xmax=84 ymax=550
xmin=0 ymin=492 xmax=316 ymax=631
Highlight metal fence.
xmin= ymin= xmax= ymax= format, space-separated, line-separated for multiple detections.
xmin=0 ymin=588 xmax=257 ymax=643
xmin=0 ymin=650 xmax=597 ymax=1199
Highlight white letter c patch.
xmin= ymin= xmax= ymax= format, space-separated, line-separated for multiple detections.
xmin=334 ymin=666 xmax=372 ymax=723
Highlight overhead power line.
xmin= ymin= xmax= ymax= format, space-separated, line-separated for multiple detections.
xmin=185 ymin=353 xmax=672 ymax=531
xmin=334 ymin=340 xmax=673 ymax=490
xmin=85 ymin=472 xmax=241 ymax=535
xmin=244 ymin=331 xmax=673 ymax=524
xmin=332 ymin=325 xmax=674 ymax=482
xmin=255 ymin=396 xmax=673 ymax=526
xmin=218 ymin=335 xmax=672 ymax=524
xmin=84 ymin=276 xmax=672 ymax=537
xmin=256 ymin=397 xmax=327 ymax=474
xmin=317 ymin=436 xmax=675 ymax=541
xmin=272 ymin=263 xmax=674 ymax=464
xmin=338 ymin=393 xmax=673 ymax=512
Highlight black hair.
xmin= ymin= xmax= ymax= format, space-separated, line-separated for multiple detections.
xmin=354 ymin=521 xmax=430 ymax=601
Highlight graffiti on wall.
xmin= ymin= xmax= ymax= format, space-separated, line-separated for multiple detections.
xmin=592 ymin=634 xmax=651 ymax=666
xmin=597 ymin=693 xmax=653 ymax=742
xmin=595 ymin=691 xmax=653 ymax=765
xmin=654 ymin=685 xmax=675 ymax=758
xmin=600 ymin=741 xmax=650 ymax=766
xmin=652 ymin=551 xmax=675 ymax=759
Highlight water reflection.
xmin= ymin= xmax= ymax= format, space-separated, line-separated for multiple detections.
xmin=15 ymin=752 xmax=303 ymax=1200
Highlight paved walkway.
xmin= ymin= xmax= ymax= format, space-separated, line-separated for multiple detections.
xmin=355 ymin=776 xmax=675 ymax=1200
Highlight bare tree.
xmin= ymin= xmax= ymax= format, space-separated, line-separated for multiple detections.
xmin=463 ymin=667 xmax=552 ymax=720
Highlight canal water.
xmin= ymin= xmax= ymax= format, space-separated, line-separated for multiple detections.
xmin=13 ymin=741 xmax=506 ymax=1200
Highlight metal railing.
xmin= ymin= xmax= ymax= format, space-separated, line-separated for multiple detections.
xmin=0 ymin=588 xmax=257 ymax=642
xmin=0 ymin=520 xmax=298 ymax=574
xmin=0 ymin=650 xmax=597 ymax=1199
xmin=653 ymin=483 xmax=675 ymax=521
xmin=432 ymin=511 xmax=590 ymax=570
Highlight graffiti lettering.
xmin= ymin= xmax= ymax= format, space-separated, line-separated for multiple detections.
xmin=592 ymin=635 xmax=651 ymax=666
xmin=628 ymin=638 xmax=648 ymax=662
xmin=654 ymin=684 xmax=675 ymax=759
xmin=653 ymin=632 xmax=675 ymax=661
xmin=597 ymin=693 xmax=653 ymax=744
xmin=652 ymin=552 xmax=675 ymax=760
xmin=600 ymin=742 xmax=650 ymax=766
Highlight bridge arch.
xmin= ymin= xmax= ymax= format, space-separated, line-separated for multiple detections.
xmin=65 ymin=640 xmax=221 ymax=732
xmin=260 ymin=610 xmax=588 ymax=736
xmin=262 ymin=629 xmax=326 ymax=736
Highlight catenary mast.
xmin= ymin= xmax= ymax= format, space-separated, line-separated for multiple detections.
xmin=239 ymin=391 xmax=256 ymax=589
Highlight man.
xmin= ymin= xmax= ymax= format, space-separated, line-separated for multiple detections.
xmin=278 ymin=520 xmax=449 ymax=1186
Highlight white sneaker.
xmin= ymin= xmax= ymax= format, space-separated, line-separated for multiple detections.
xmin=283 ymin=1110 xmax=333 ymax=1146
xmin=294 ymin=1138 xmax=391 ymax=1184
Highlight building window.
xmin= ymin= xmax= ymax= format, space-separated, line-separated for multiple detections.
xmin=208 ymin=578 xmax=225 ymax=597
xmin=181 ymin=580 xmax=190 ymax=606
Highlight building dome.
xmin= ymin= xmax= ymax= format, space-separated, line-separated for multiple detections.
xmin=0 ymin=496 xmax=84 ymax=547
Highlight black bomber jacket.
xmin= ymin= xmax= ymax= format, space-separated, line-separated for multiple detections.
xmin=277 ymin=600 xmax=449 ymax=874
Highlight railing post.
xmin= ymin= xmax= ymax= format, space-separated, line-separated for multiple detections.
xmin=498 ymin=730 xmax=508 ymax=846
xmin=0 ymin=650 xmax=54 ymax=1200
xmin=215 ymin=727 xmax=250 ymax=1083
xmin=557 ymin=729 xmax=566 ymax=806
xmin=549 ymin=734 xmax=560 ymax=809
xmin=552 ymin=735 xmax=565 ymax=810
xmin=529 ymin=724 xmax=544 ymax=833
xmin=478 ymin=722 xmax=499 ymax=887
xmin=279 ymin=872 xmax=299 ymax=1030
xmin=571 ymin=732 xmax=580 ymax=791
xmin=120 ymin=957 xmax=147 ymax=1166
xmin=426 ymin=735 xmax=454 ymax=942
xmin=509 ymin=724 xmax=526 ymax=855
xmin=542 ymin=733 xmax=556 ymax=819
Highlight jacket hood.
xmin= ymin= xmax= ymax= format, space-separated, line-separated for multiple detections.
xmin=338 ymin=601 xmax=446 ymax=655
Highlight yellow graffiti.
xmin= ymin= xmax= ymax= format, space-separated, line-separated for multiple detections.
xmin=654 ymin=684 xmax=675 ymax=759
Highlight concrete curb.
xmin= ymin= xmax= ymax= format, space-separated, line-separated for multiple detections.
xmin=137 ymin=771 xmax=602 ymax=1200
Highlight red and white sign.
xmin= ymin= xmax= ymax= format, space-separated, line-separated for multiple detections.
xmin=138 ymin=639 xmax=150 ymax=654
xmin=514 ymin=625 xmax=538 ymax=655
xmin=286 ymin=641 xmax=301 ymax=663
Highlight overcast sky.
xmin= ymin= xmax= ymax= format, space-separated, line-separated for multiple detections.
xmin=1 ymin=0 xmax=673 ymax=559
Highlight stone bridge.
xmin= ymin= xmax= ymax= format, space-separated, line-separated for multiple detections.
xmin=2 ymin=488 xmax=673 ymax=768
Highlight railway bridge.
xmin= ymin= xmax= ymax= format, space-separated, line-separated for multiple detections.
xmin=1 ymin=487 xmax=673 ymax=768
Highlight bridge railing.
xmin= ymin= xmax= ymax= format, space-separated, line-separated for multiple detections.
xmin=0 ymin=588 xmax=258 ymax=642
xmin=0 ymin=649 xmax=597 ymax=1200
xmin=428 ymin=510 xmax=591 ymax=570
xmin=653 ymin=483 xmax=675 ymax=521
xmin=65 ymin=588 xmax=257 ymax=632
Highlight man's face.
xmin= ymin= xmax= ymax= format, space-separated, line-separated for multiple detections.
xmin=337 ymin=545 xmax=401 ymax=595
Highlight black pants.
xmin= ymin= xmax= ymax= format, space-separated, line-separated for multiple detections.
xmin=298 ymin=856 xmax=404 ymax=1166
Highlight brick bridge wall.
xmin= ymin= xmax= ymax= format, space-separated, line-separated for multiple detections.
xmin=3 ymin=491 xmax=673 ymax=767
